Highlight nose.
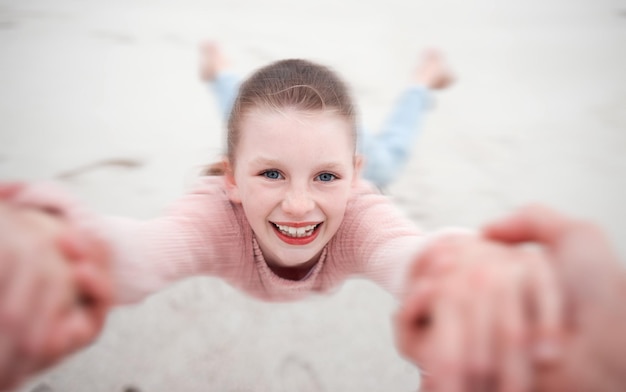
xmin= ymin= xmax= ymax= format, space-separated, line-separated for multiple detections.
xmin=282 ymin=186 xmax=315 ymax=217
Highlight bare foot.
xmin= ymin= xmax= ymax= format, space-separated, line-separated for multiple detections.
xmin=412 ymin=49 xmax=454 ymax=90
xmin=198 ymin=41 xmax=232 ymax=82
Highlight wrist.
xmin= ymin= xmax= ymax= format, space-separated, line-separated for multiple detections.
xmin=409 ymin=230 xmax=477 ymax=281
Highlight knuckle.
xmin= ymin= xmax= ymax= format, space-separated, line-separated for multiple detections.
xmin=468 ymin=265 xmax=496 ymax=289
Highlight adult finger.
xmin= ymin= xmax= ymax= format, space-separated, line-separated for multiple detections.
xmin=49 ymin=306 xmax=97 ymax=361
xmin=525 ymin=251 xmax=563 ymax=364
xmin=465 ymin=265 xmax=496 ymax=391
xmin=0 ymin=329 xmax=29 ymax=392
xmin=497 ymin=261 xmax=531 ymax=392
xmin=0 ymin=210 xmax=28 ymax=389
xmin=0 ymin=206 xmax=21 ymax=296
xmin=0 ymin=230 xmax=19 ymax=308
xmin=24 ymin=259 xmax=73 ymax=358
xmin=72 ymin=262 xmax=113 ymax=332
xmin=37 ymin=263 xmax=112 ymax=362
xmin=430 ymin=281 xmax=465 ymax=392
xmin=482 ymin=205 xmax=572 ymax=246
xmin=0 ymin=331 xmax=17 ymax=389
xmin=395 ymin=281 xmax=436 ymax=362
xmin=1 ymin=234 xmax=40 ymax=340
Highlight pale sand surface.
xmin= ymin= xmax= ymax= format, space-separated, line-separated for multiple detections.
xmin=1 ymin=0 xmax=625 ymax=391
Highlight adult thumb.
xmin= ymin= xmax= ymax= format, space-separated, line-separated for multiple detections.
xmin=482 ymin=204 xmax=573 ymax=247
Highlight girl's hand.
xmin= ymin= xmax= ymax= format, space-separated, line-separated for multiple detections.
xmin=395 ymin=235 xmax=563 ymax=392
xmin=0 ymin=188 xmax=113 ymax=391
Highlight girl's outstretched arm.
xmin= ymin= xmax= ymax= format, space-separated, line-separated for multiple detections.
xmin=2 ymin=177 xmax=249 ymax=305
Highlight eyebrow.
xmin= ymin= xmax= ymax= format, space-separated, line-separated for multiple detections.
xmin=250 ymin=157 xmax=348 ymax=172
xmin=250 ymin=157 xmax=283 ymax=167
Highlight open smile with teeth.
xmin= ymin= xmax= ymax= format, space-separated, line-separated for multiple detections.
xmin=272 ymin=223 xmax=320 ymax=238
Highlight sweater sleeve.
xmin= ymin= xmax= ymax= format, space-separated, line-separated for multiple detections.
xmin=6 ymin=178 xmax=249 ymax=305
xmin=103 ymin=183 xmax=249 ymax=304
xmin=328 ymin=181 xmax=470 ymax=298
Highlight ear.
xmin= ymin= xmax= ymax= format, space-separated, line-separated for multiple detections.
xmin=352 ymin=154 xmax=364 ymax=185
xmin=223 ymin=159 xmax=242 ymax=203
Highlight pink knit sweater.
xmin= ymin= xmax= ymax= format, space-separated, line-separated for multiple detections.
xmin=12 ymin=177 xmax=451 ymax=304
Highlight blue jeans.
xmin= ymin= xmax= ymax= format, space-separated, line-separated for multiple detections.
xmin=211 ymin=72 xmax=432 ymax=188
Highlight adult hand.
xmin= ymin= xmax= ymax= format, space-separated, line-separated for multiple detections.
xmin=0 ymin=201 xmax=112 ymax=391
xmin=484 ymin=204 xmax=626 ymax=391
xmin=395 ymin=234 xmax=562 ymax=392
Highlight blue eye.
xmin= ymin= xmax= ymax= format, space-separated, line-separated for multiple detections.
xmin=316 ymin=172 xmax=337 ymax=182
xmin=262 ymin=170 xmax=283 ymax=180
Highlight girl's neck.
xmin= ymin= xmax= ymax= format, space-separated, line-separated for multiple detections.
xmin=266 ymin=255 xmax=320 ymax=281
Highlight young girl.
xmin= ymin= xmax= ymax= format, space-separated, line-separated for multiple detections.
xmin=199 ymin=42 xmax=454 ymax=188
xmin=1 ymin=58 xmax=562 ymax=390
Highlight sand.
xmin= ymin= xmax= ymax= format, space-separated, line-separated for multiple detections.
xmin=1 ymin=0 xmax=625 ymax=390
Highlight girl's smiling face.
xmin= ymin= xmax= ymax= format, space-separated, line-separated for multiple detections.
xmin=226 ymin=107 xmax=360 ymax=272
